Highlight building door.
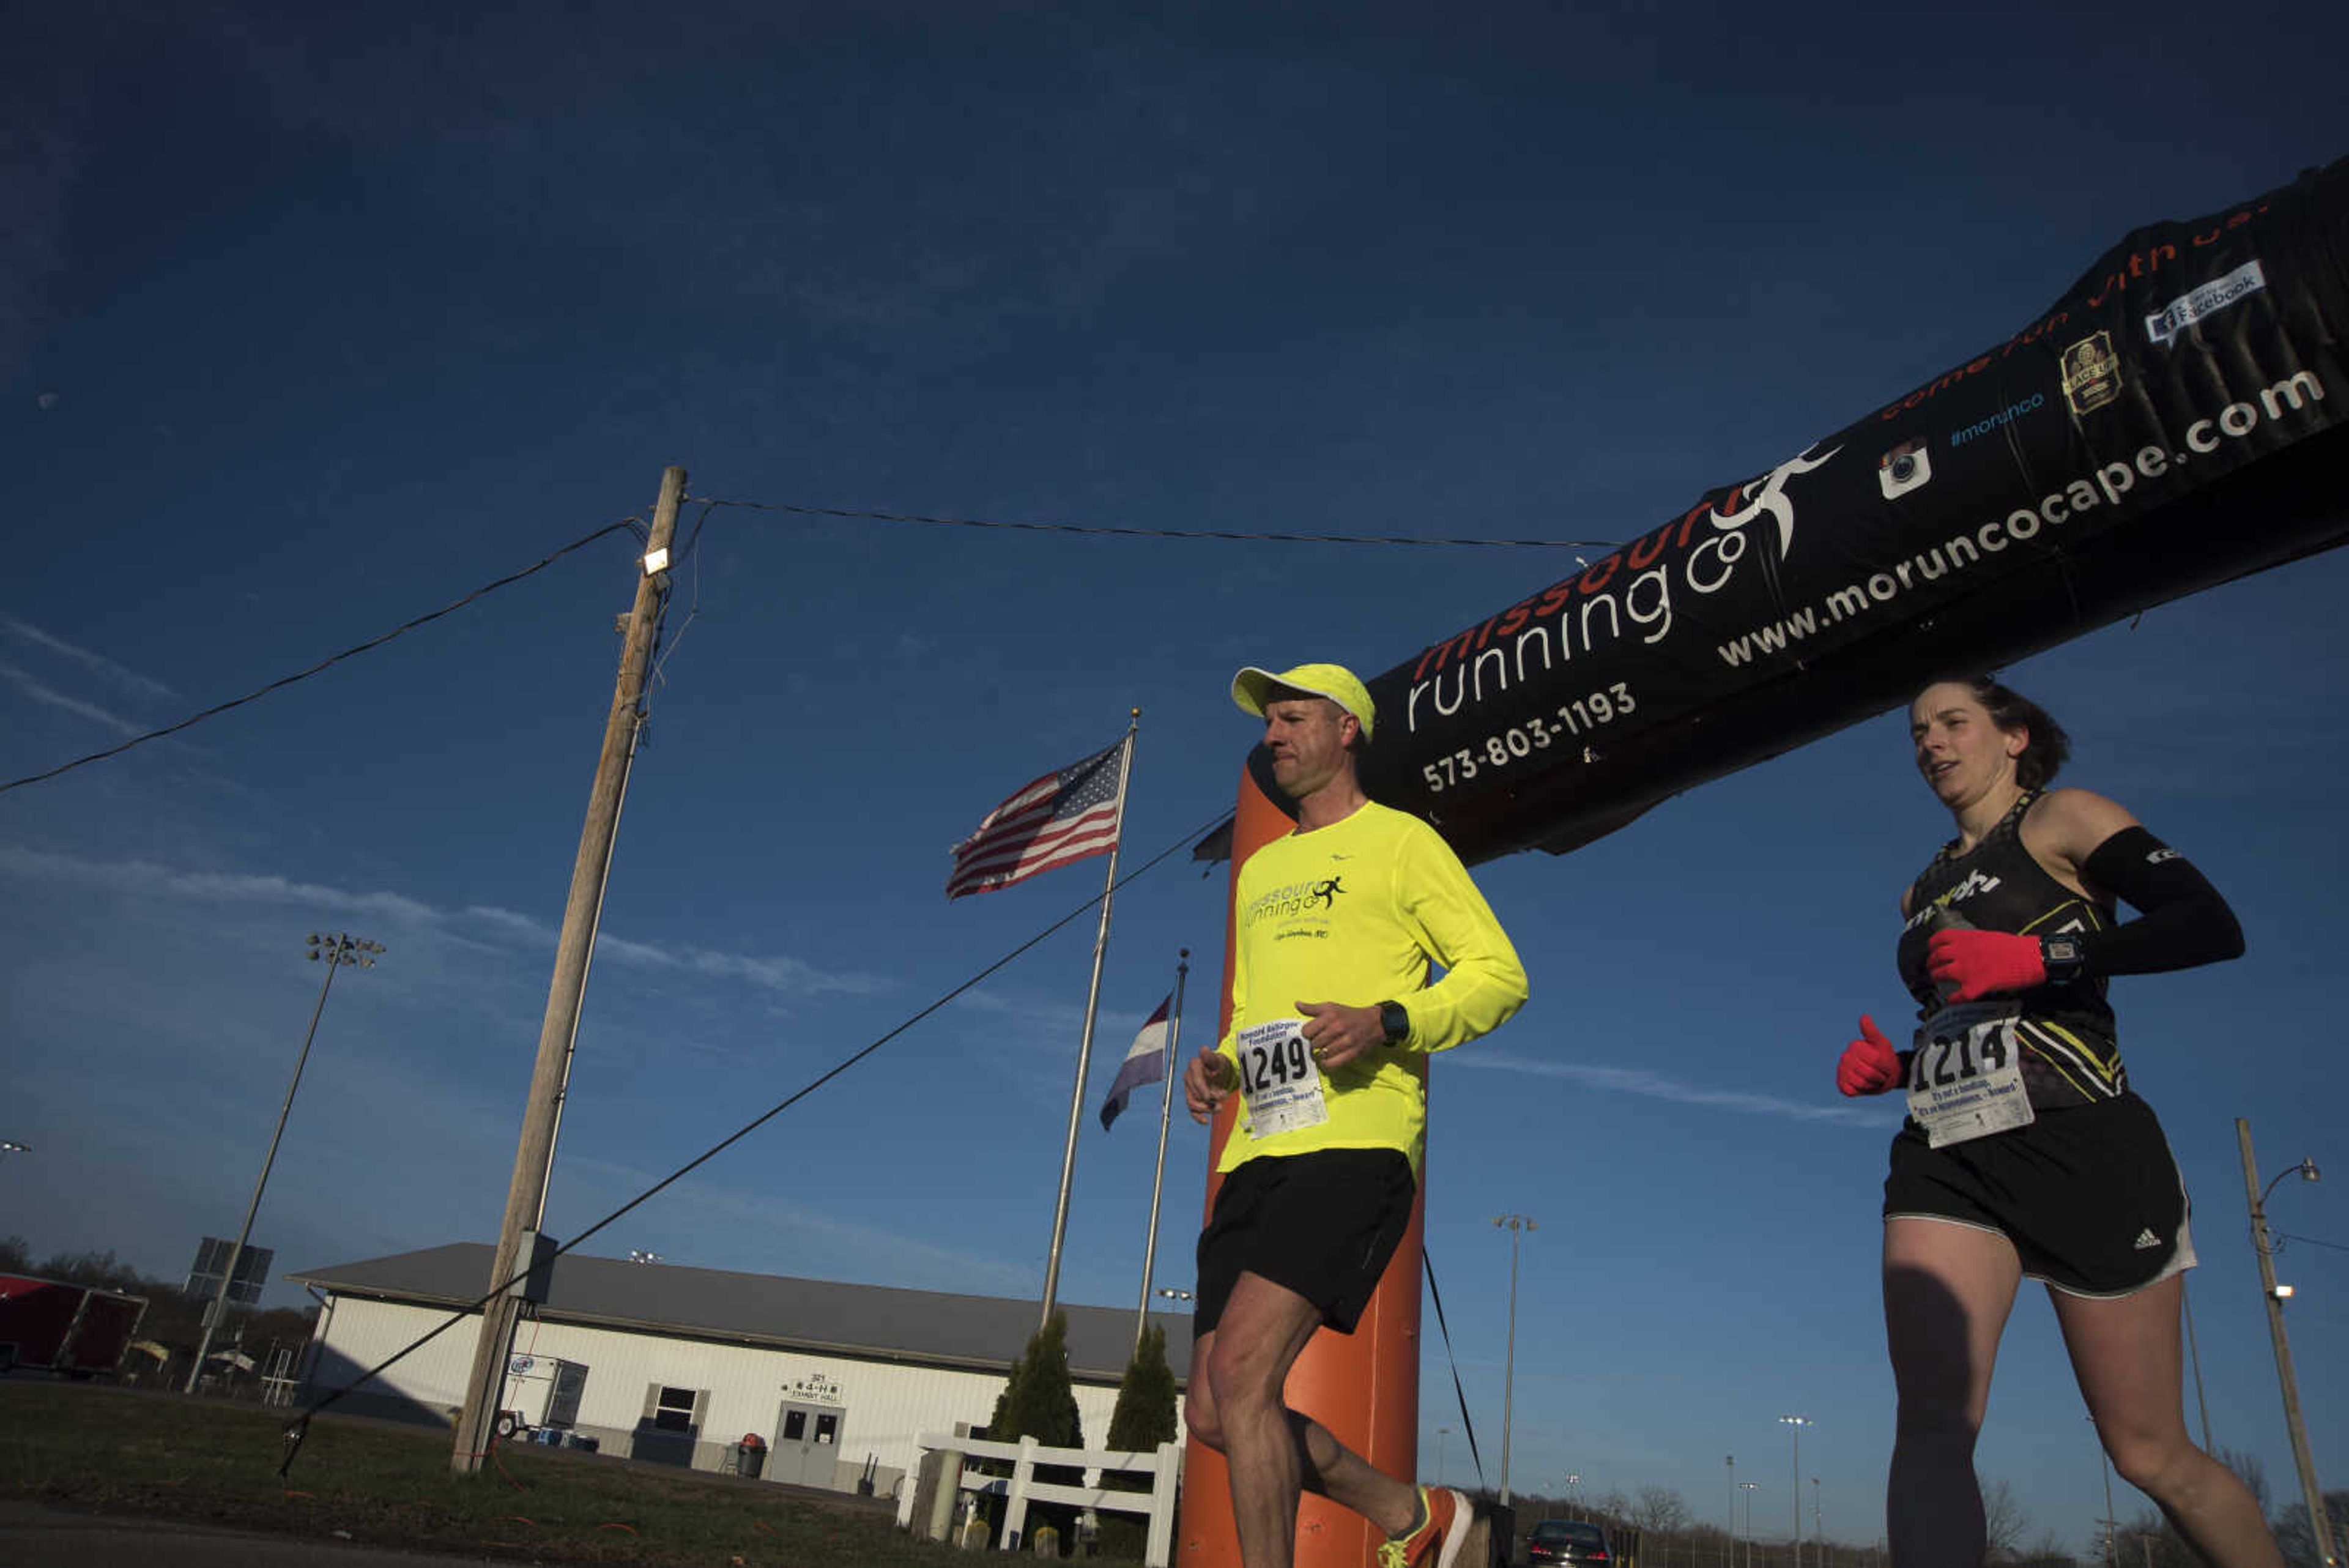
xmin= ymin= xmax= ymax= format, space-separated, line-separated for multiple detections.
xmin=769 ymin=1400 xmax=845 ymax=1487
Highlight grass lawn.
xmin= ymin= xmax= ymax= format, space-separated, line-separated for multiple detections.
xmin=0 ymin=1379 xmax=1016 ymax=1565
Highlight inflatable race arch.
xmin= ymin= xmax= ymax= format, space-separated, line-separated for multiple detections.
xmin=1179 ymin=155 xmax=2348 ymax=1568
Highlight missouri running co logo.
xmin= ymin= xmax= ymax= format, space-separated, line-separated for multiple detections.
xmin=1708 ymin=441 xmax=1841 ymax=560
xmin=1244 ymin=877 xmax=1350 ymax=927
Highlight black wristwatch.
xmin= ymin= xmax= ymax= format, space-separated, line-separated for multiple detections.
xmin=2040 ymin=934 xmax=2087 ymax=984
xmin=1377 ymin=1000 xmax=1411 ymax=1045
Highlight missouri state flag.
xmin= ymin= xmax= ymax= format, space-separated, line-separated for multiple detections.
xmin=946 ymin=740 xmax=1125 ymax=900
xmin=1098 ymin=993 xmax=1173 ymax=1131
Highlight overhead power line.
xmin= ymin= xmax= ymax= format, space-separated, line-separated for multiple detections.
xmin=9 ymin=482 xmax=1616 ymax=801
xmin=0 ymin=520 xmax=645 ymax=798
xmin=2274 ymin=1231 xmax=2349 ymax=1254
xmin=692 ymin=494 xmax=1617 ymax=549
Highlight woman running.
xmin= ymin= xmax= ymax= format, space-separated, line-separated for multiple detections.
xmin=1835 ymin=677 xmax=2282 ymax=1568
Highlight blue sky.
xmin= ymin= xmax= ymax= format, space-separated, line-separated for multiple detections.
xmin=3 ymin=2 xmax=2343 ymax=1554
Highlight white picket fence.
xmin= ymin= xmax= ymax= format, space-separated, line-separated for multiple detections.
xmin=897 ymin=1430 xmax=1184 ymax=1567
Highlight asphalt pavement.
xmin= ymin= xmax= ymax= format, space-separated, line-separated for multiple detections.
xmin=0 ymin=1501 xmax=516 ymax=1566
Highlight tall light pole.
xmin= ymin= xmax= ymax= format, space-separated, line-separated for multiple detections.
xmin=1811 ymin=1477 xmax=1823 ymax=1568
xmin=1494 ymin=1213 xmax=1535 ymax=1506
xmin=2091 ymin=1412 xmax=2118 ymax=1568
xmin=1565 ymin=1473 xmax=1583 ymax=1518
xmin=1740 ymin=1481 xmax=1761 ymax=1568
xmin=1436 ymin=1426 xmax=1452 ymax=1488
xmin=1779 ymin=1416 xmax=1813 ymax=1568
xmin=2237 ymin=1120 xmax=2337 ymax=1568
xmin=1726 ymin=1455 xmax=1737 ymax=1568
xmin=2181 ymin=1279 xmax=2216 ymax=1452
xmin=187 ymin=931 xmax=382 ymax=1392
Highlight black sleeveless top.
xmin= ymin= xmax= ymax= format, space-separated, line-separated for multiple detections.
xmin=1896 ymin=792 xmax=2124 ymax=1108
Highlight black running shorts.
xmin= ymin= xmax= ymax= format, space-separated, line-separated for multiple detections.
xmin=1882 ymin=1091 xmax=2195 ymax=1298
xmin=1194 ymin=1148 xmax=1417 ymax=1337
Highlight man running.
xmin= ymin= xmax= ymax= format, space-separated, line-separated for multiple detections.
xmin=1183 ymin=661 xmax=1529 ymax=1568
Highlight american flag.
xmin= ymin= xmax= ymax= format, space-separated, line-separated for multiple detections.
xmin=945 ymin=739 xmax=1126 ymax=900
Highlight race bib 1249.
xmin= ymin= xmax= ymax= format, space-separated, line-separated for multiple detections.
xmin=1234 ymin=1017 xmax=1329 ymax=1137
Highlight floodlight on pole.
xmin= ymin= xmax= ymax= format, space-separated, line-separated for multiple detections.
xmin=1779 ymin=1415 xmax=1813 ymax=1568
xmin=187 ymin=932 xmax=383 ymax=1393
xmin=1494 ymin=1213 xmax=1535 ymax=1506
xmin=0 ymin=1140 xmax=28 ymax=1162
xmin=2090 ymin=1412 xmax=2118 ymax=1568
xmin=1726 ymin=1455 xmax=1737 ymax=1568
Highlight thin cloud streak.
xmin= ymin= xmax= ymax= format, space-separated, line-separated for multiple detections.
xmin=952 ymin=986 xmax=1152 ymax=1050
xmin=0 ymin=615 xmax=177 ymax=699
xmin=556 ymin=1154 xmax=1034 ymax=1295
xmin=0 ymin=842 xmax=442 ymax=921
xmin=596 ymin=932 xmax=890 ymax=997
xmin=1457 ymin=1049 xmax=1883 ymax=1126
xmin=461 ymin=904 xmax=889 ymax=998
xmin=0 ymin=845 xmax=889 ymax=1000
xmin=459 ymin=904 xmax=551 ymax=939
xmin=0 ymin=663 xmax=145 ymax=736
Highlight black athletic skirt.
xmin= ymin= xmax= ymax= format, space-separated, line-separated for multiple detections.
xmin=1883 ymin=1091 xmax=2194 ymax=1298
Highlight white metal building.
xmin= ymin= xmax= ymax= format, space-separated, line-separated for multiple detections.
xmin=289 ymin=1243 xmax=1190 ymax=1498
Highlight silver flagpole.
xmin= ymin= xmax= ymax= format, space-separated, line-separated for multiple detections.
xmin=1039 ymin=711 xmax=1139 ymax=1330
xmin=1134 ymin=949 xmax=1190 ymax=1353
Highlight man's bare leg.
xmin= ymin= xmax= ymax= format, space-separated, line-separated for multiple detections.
xmin=1187 ymin=1272 xmax=1420 ymax=1567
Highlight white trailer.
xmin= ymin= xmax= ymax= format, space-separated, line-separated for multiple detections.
xmin=497 ymin=1353 xmax=587 ymax=1436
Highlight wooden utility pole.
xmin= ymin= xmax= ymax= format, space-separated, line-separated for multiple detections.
xmin=450 ymin=466 xmax=683 ymax=1476
xmin=2237 ymin=1118 xmax=2340 ymax=1568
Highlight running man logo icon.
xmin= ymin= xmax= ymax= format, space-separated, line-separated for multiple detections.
xmin=1309 ymin=876 xmax=1344 ymax=908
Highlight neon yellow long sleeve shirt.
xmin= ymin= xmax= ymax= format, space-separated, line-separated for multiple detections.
xmin=1215 ymin=800 xmax=1527 ymax=1175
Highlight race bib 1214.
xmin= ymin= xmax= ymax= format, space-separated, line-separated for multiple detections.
xmin=1907 ymin=1003 xmax=2034 ymax=1148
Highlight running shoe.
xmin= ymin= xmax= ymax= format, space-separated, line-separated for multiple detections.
xmin=1378 ymin=1485 xmax=1472 ymax=1568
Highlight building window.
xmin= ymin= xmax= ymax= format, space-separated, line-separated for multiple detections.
xmin=782 ymin=1410 xmax=806 ymax=1441
xmin=653 ymin=1385 xmax=698 ymax=1433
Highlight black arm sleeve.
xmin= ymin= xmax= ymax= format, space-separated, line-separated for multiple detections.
xmin=2076 ymin=826 xmax=2245 ymax=977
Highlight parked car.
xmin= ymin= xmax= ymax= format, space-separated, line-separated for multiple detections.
xmin=1527 ymin=1517 xmax=1612 ymax=1568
